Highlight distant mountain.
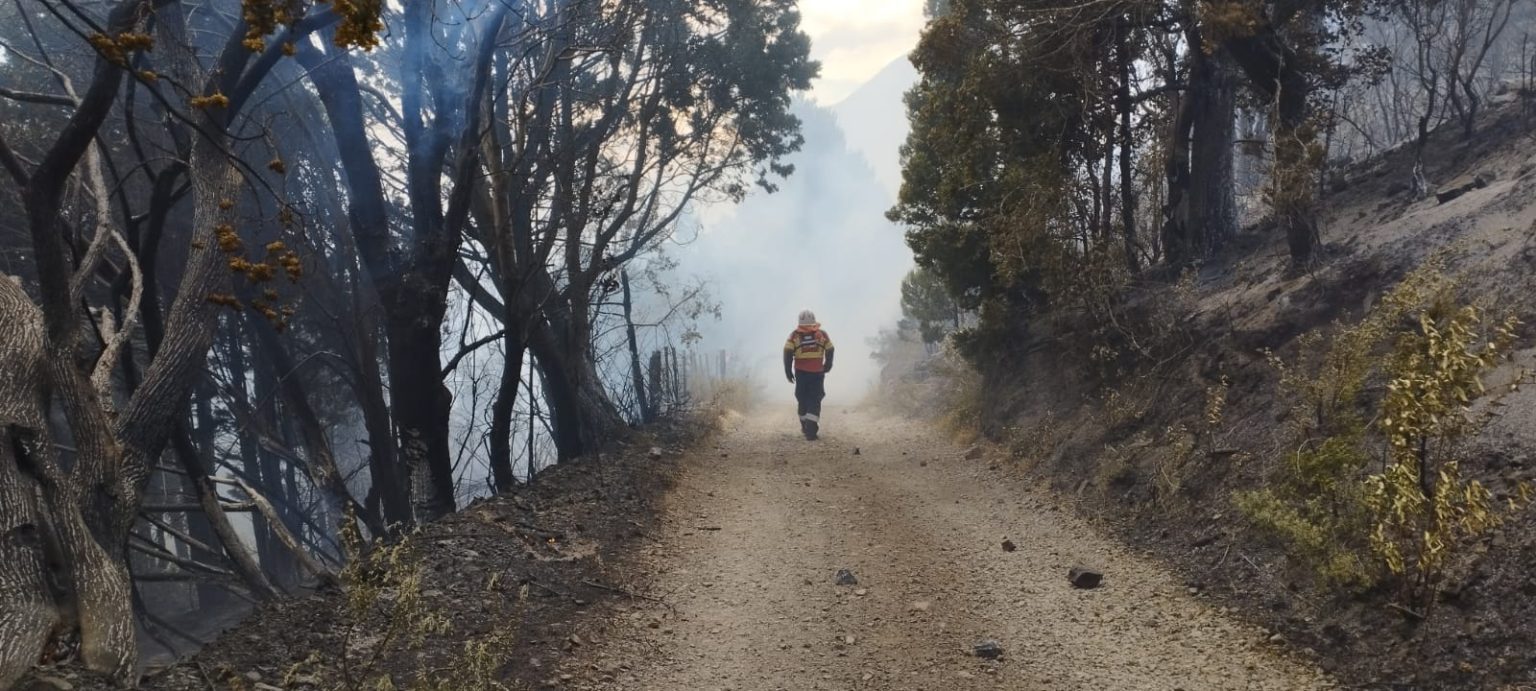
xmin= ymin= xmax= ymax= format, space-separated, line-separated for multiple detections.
xmin=830 ymin=56 xmax=919 ymax=199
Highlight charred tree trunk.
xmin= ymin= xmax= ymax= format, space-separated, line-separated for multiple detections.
xmin=384 ymin=310 xmax=457 ymax=520
xmin=188 ymin=387 xmax=229 ymax=608
xmin=1224 ymin=26 xmax=1322 ymax=266
xmin=1166 ymin=38 xmax=1239 ymax=266
xmin=301 ymin=41 xmax=463 ymax=521
xmin=1100 ymin=128 xmax=1115 ymax=246
xmin=1189 ymin=50 xmax=1239 ymax=257
xmin=1162 ymin=80 xmax=1196 ymax=265
xmin=353 ymin=323 xmax=410 ymax=528
xmin=225 ymin=330 xmax=283 ymax=579
xmin=1116 ymin=22 xmax=1140 ymax=272
xmin=528 ymin=314 xmax=626 ymax=460
xmin=487 ymin=328 xmax=525 ymax=494
xmin=621 ymin=271 xmax=654 ymax=423
xmin=250 ymin=342 xmax=296 ymax=582
xmin=301 ymin=5 xmax=506 ymax=520
xmin=649 ymin=351 xmax=664 ymax=417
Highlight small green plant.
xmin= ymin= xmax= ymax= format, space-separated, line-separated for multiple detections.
xmin=1236 ymin=452 xmax=1374 ymax=586
xmin=1264 ymin=262 xmax=1451 ymax=440
xmin=1244 ymin=283 xmax=1394 ymax=587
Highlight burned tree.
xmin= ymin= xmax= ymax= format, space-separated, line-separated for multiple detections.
xmin=0 ymin=0 xmax=382 ymax=681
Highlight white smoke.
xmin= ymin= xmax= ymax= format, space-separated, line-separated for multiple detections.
xmin=677 ymin=93 xmax=915 ymax=405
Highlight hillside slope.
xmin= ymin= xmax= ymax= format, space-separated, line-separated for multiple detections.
xmin=934 ymin=103 xmax=1536 ymax=689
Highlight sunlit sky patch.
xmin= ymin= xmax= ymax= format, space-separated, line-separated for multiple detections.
xmin=798 ymin=0 xmax=924 ymax=104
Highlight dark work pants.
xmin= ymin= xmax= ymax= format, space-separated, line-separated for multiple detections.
xmin=794 ymin=371 xmax=826 ymax=422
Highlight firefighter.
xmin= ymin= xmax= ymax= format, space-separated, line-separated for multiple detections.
xmin=783 ymin=309 xmax=835 ymax=440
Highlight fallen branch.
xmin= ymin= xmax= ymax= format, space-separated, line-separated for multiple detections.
xmin=140 ymin=511 xmax=222 ymax=558
xmin=580 ymin=579 xmax=670 ymax=606
xmin=223 ymin=477 xmax=340 ymax=587
xmin=515 ymin=521 xmax=565 ymax=540
xmin=1386 ymin=602 xmax=1426 ymax=621
xmin=524 ymin=579 xmax=568 ymax=598
xmin=143 ymin=503 xmax=256 ymax=513
xmin=128 ymin=537 xmax=234 ymax=577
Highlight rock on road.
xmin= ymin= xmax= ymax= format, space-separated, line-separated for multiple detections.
xmin=551 ymin=410 xmax=1332 ymax=690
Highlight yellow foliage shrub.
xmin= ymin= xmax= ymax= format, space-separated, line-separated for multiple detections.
xmin=1361 ymin=304 xmax=1526 ymax=609
xmin=1242 ymin=262 xmax=1528 ymax=605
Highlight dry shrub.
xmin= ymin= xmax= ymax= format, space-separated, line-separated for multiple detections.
xmin=1048 ymin=254 xmax=1200 ymax=384
xmin=280 ymin=515 xmax=526 ymax=690
xmin=936 ymin=351 xmax=986 ymax=442
xmin=1006 ymin=409 xmax=1062 ymax=465
xmin=695 ymin=376 xmax=756 ymax=417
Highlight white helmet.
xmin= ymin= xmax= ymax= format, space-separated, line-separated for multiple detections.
xmin=798 ymin=309 xmax=817 ymax=325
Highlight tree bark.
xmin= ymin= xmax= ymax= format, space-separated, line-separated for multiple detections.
xmin=1162 ymin=78 xmax=1196 ymax=265
xmin=0 ymin=427 xmax=59 ymax=689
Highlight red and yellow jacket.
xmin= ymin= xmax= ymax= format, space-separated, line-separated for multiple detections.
xmin=784 ymin=324 xmax=835 ymax=374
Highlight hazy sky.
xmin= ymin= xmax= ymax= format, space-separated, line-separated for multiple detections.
xmin=800 ymin=0 xmax=925 ymax=104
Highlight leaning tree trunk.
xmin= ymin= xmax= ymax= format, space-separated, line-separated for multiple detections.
xmin=252 ymin=317 xmax=379 ymax=537
xmin=170 ymin=422 xmax=280 ymax=601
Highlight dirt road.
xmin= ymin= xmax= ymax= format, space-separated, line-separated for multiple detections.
xmin=552 ymin=410 xmax=1331 ymax=690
